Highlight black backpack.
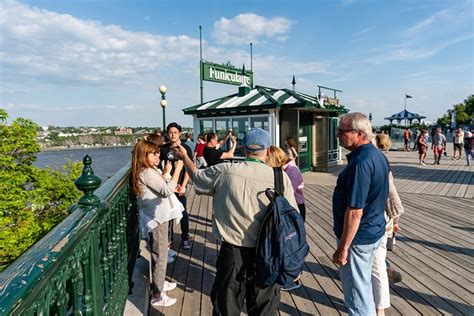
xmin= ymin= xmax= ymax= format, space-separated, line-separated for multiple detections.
xmin=256 ymin=168 xmax=309 ymax=288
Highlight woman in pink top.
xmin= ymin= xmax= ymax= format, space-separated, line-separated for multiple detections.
xmin=267 ymin=145 xmax=306 ymax=221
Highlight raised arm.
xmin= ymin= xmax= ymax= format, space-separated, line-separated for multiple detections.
xmin=173 ymin=144 xmax=197 ymax=177
xmin=220 ymin=135 xmax=237 ymax=159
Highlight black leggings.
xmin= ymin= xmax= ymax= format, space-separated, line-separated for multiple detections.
xmin=298 ymin=203 xmax=306 ymax=222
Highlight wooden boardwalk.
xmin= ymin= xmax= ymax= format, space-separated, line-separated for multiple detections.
xmin=147 ymin=150 xmax=473 ymax=316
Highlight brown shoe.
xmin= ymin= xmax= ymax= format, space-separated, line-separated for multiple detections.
xmin=388 ymin=270 xmax=402 ymax=284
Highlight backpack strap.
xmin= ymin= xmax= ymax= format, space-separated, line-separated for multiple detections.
xmin=273 ymin=167 xmax=284 ymax=196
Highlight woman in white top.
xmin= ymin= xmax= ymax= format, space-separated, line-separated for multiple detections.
xmin=372 ymin=134 xmax=405 ymax=316
xmin=131 ymin=139 xmax=184 ymax=308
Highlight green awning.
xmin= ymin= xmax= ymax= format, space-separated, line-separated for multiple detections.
xmin=183 ymin=85 xmax=348 ymax=115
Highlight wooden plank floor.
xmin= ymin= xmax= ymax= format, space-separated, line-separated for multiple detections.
xmin=149 ymin=150 xmax=473 ymax=316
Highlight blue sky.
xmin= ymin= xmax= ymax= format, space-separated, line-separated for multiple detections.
xmin=0 ymin=0 xmax=472 ymax=127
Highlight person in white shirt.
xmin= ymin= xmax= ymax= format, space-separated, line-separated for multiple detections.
xmin=452 ymin=127 xmax=465 ymax=160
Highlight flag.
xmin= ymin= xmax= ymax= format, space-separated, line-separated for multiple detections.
xmin=406 ymin=94 xmax=413 ymax=98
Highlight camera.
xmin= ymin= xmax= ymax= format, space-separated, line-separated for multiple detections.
xmin=167 ymin=150 xmax=176 ymax=161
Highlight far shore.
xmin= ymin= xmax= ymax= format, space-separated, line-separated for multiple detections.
xmin=40 ymin=144 xmax=132 ymax=152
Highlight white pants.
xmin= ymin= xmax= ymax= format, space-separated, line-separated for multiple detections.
xmin=371 ymin=234 xmax=390 ymax=309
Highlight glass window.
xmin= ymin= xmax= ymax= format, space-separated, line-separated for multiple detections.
xmin=199 ymin=120 xmax=213 ymax=135
xmin=330 ymin=118 xmax=338 ymax=150
xmin=250 ymin=117 xmax=269 ymax=131
xmin=232 ymin=117 xmax=249 ymax=157
xmin=215 ymin=119 xmax=230 ymax=140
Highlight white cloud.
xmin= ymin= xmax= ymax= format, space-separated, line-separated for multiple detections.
xmin=0 ymin=0 xmax=200 ymax=85
xmin=212 ymin=13 xmax=293 ymax=45
xmin=369 ymin=33 xmax=473 ymax=64
xmin=342 ymin=3 xmax=473 ymax=67
xmin=4 ymin=102 xmax=138 ymax=112
xmin=405 ymin=4 xmax=472 ymax=40
xmin=352 ymin=26 xmax=375 ymax=38
xmin=407 ymin=8 xmax=452 ymax=34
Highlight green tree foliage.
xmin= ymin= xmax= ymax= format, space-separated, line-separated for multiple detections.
xmin=0 ymin=110 xmax=81 ymax=271
xmin=437 ymin=95 xmax=474 ymax=126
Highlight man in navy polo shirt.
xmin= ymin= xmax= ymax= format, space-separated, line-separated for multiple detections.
xmin=332 ymin=112 xmax=389 ymax=316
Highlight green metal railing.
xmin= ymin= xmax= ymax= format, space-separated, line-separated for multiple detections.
xmin=0 ymin=156 xmax=140 ymax=315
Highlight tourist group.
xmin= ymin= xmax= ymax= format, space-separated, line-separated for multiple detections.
xmin=131 ymin=113 xmax=432 ymax=316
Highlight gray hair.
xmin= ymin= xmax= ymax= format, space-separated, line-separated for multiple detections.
xmin=341 ymin=112 xmax=374 ymax=141
xmin=245 ymin=148 xmax=267 ymax=159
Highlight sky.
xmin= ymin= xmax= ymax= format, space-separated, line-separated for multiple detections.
xmin=0 ymin=0 xmax=472 ymax=128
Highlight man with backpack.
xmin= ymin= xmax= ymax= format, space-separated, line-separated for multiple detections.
xmin=173 ymin=128 xmax=298 ymax=316
xmin=332 ymin=113 xmax=389 ymax=316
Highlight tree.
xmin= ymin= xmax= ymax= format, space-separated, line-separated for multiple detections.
xmin=0 ymin=109 xmax=81 ymax=271
xmin=436 ymin=95 xmax=474 ymax=127
xmin=464 ymin=95 xmax=474 ymax=117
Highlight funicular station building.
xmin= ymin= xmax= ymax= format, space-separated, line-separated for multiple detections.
xmin=183 ymin=84 xmax=348 ymax=172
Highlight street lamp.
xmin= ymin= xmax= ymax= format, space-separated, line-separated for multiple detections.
xmin=159 ymin=85 xmax=167 ymax=130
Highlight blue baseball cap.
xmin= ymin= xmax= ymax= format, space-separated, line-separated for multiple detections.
xmin=244 ymin=128 xmax=271 ymax=152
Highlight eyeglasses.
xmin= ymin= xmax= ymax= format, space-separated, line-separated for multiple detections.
xmin=337 ymin=128 xmax=357 ymax=134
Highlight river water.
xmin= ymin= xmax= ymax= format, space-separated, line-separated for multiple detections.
xmin=34 ymin=146 xmax=132 ymax=181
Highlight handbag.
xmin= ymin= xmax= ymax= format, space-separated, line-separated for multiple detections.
xmin=386 ymin=233 xmax=396 ymax=251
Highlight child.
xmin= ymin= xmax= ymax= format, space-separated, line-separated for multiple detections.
xmin=131 ymin=139 xmax=184 ymax=307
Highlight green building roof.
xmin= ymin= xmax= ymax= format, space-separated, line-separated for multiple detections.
xmin=183 ymin=85 xmax=348 ymax=116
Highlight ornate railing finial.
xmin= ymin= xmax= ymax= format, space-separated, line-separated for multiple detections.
xmin=74 ymin=155 xmax=102 ymax=206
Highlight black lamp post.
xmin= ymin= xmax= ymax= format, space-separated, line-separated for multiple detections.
xmin=159 ymin=85 xmax=167 ymax=130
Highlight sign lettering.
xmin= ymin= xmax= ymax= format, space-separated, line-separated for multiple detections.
xmin=324 ymin=96 xmax=340 ymax=107
xmin=202 ymin=62 xmax=253 ymax=86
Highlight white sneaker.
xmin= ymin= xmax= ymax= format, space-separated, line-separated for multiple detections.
xmin=163 ymin=280 xmax=177 ymax=292
xmin=167 ymin=255 xmax=174 ymax=264
xmin=151 ymin=293 xmax=177 ymax=307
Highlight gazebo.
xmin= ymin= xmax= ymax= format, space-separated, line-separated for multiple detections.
xmin=384 ymin=109 xmax=426 ymax=125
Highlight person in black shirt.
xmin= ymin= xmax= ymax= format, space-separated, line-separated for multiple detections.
xmin=203 ymin=132 xmax=237 ymax=166
xmin=160 ymin=122 xmax=194 ymax=250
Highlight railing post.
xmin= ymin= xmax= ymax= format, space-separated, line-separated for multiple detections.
xmin=74 ymin=155 xmax=103 ymax=315
xmin=75 ymin=155 xmax=102 ymax=207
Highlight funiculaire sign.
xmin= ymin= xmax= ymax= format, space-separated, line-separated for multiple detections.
xmin=201 ymin=62 xmax=253 ymax=87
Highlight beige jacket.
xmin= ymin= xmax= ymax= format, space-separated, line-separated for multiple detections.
xmin=192 ymin=161 xmax=298 ymax=247
xmin=138 ymin=168 xmax=184 ymax=237
xmin=385 ymin=171 xmax=404 ymax=236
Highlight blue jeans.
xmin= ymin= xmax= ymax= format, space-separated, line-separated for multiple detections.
xmin=465 ymin=149 xmax=472 ymax=166
xmin=338 ymin=237 xmax=382 ymax=316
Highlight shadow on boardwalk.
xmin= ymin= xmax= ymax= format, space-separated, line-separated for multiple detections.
xmin=145 ymin=184 xmax=473 ymax=315
xmin=391 ymin=165 xmax=473 ymax=184
xmin=142 ymin=150 xmax=473 ymax=315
